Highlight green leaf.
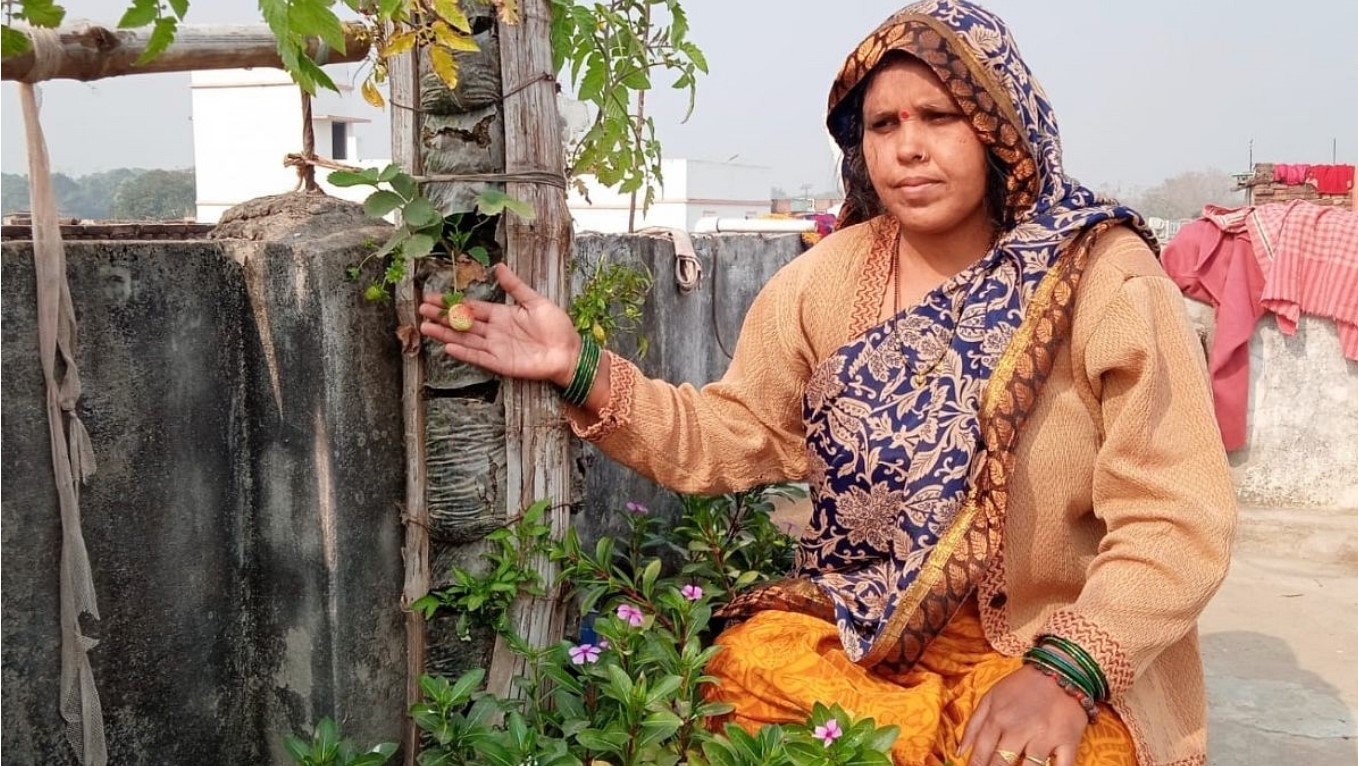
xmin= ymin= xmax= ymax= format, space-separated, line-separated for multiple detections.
xmin=364 ymin=190 xmax=404 ymax=218
xmin=327 ymin=170 xmax=374 ymax=188
xmin=377 ymin=163 xmax=402 ymax=183
xmin=168 ymin=0 xmax=190 ymax=20
xmin=575 ymin=728 xmax=627 ymax=755
xmin=288 ymin=1 xmax=348 ymax=55
xmin=283 ymin=734 xmax=310 ymax=761
xmin=136 ymin=18 xmax=178 ymax=65
xmin=315 ymin=717 xmax=339 ymax=759
xmin=682 ymin=42 xmax=708 ymax=73
xmin=476 ymin=190 xmax=536 ymax=221
xmin=403 ymin=233 xmax=436 ymax=260
xmin=20 ymin=0 xmax=67 ymax=27
xmin=2 ymin=26 xmax=33 ymax=59
xmin=389 ymin=173 xmax=417 ymax=200
xmin=401 ymin=197 xmax=438 ymax=228
xmin=467 ymin=246 xmax=490 ymax=267
xmin=640 ymin=558 xmax=661 ymax=597
xmin=118 ymin=0 xmax=159 ymax=28
xmin=638 ymin=710 xmax=684 ymax=750
xmin=448 ymin=667 xmax=486 ymax=704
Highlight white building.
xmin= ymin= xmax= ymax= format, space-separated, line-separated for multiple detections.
xmin=567 ymin=158 xmax=773 ymax=234
xmin=191 ymin=65 xmax=387 ymax=224
xmin=190 ymin=68 xmax=770 ymax=231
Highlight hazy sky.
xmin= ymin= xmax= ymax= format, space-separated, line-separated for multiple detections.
xmin=3 ymin=0 xmax=1355 ymax=192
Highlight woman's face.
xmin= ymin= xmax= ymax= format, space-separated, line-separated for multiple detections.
xmin=861 ymin=57 xmax=992 ymax=237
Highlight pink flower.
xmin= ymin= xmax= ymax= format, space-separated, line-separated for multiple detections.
xmin=680 ymin=584 xmax=704 ymax=601
xmin=813 ymin=719 xmax=843 ymax=747
xmin=597 ymin=637 xmax=611 ymax=650
xmin=625 ymin=501 xmax=650 ymax=515
xmin=568 ymin=643 xmax=601 ymax=665
xmin=615 ymin=603 xmax=645 ymax=627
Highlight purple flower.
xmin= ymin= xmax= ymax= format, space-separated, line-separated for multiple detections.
xmin=680 ymin=584 xmax=704 ymax=602
xmin=616 ymin=603 xmax=646 ymax=627
xmin=625 ymin=501 xmax=650 ymax=516
xmin=813 ymin=719 xmax=843 ymax=747
xmin=568 ymin=643 xmax=601 ymax=665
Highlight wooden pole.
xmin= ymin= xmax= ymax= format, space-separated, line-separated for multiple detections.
xmin=486 ymin=0 xmax=574 ymax=698
xmin=2 ymin=23 xmax=370 ymax=83
xmin=389 ymin=43 xmax=429 ymax=766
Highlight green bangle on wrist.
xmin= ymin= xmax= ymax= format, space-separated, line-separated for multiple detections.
xmin=560 ymin=335 xmax=602 ymax=407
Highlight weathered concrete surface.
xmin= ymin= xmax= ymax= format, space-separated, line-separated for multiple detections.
xmin=1182 ymin=301 xmax=1358 ymax=510
xmin=2 ymin=240 xmax=255 ymax=764
xmin=1200 ymin=507 xmax=1358 ymax=765
xmin=571 ymin=232 xmax=805 ymax=542
xmin=214 ymin=194 xmax=407 ymax=763
xmin=2 ymin=194 xmax=407 ymax=764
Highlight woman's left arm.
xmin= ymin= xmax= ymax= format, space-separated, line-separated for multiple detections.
xmin=1041 ymin=271 xmax=1238 ymax=699
xmin=961 ymin=271 xmax=1238 ymax=766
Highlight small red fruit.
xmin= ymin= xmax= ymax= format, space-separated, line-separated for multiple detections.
xmin=447 ymin=303 xmax=474 ymax=332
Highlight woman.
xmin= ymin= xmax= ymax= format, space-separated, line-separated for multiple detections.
xmin=418 ymin=2 xmax=1236 ymax=765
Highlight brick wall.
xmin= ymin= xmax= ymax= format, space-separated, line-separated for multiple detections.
xmin=1243 ymin=163 xmax=1354 ymax=208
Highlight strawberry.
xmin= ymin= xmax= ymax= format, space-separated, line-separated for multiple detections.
xmin=447 ymin=303 xmax=474 ymax=332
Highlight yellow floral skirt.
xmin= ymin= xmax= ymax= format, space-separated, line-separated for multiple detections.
xmin=705 ymin=600 xmax=1137 ymax=766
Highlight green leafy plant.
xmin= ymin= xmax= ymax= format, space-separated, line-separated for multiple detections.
xmin=549 ymin=0 xmax=708 ymax=212
xmin=411 ymin=498 xmax=554 ymax=641
xmin=331 ymin=164 xmax=535 ymax=302
xmin=664 ymin=486 xmax=804 ymax=600
xmin=700 ymin=703 xmax=899 ymax=766
xmin=284 ymin=717 xmax=397 ymax=766
xmin=296 ymin=488 xmax=894 ymax=765
xmin=568 ymin=257 xmax=654 ymax=354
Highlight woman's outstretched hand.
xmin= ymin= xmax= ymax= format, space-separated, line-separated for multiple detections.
xmin=418 ymin=263 xmax=581 ymax=388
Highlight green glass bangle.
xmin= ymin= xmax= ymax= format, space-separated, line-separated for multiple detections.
xmin=1040 ymin=636 xmax=1109 ymax=699
xmin=561 ymin=335 xmax=601 ymax=407
xmin=1025 ymin=652 xmax=1098 ymax=703
xmin=1025 ymin=647 xmax=1100 ymax=701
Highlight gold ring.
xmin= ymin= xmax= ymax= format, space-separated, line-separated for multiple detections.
xmin=1024 ymin=756 xmax=1050 ymax=766
xmin=996 ymin=750 xmax=1021 ymax=766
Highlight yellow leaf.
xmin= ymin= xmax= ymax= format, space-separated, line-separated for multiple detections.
xmin=591 ymin=322 xmax=607 ymax=344
xmin=382 ymin=29 xmax=417 ymax=57
xmin=361 ymin=77 xmax=386 ymax=108
xmin=494 ymin=0 xmax=520 ymax=25
xmin=430 ymin=46 xmax=460 ymax=89
xmin=433 ymin=0 xmax=473 ymax=33
xmin=434 ymin=25 xmax=480 ymax=53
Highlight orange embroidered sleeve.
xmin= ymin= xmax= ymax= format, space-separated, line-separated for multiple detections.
xmin=567 ymin=265 xmax=812 ymax=495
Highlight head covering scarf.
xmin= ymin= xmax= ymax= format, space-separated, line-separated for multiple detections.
xmin=720 ymin=0 xmax=1153 ymax=669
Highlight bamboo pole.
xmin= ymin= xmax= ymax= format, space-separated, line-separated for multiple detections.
xmin=485 ymin=0 xmax=575 ymax=699
xmin=2 ymin=23 xmax=370 ymax=83
xmin=389 ymin=42 xmax=430 ymax=766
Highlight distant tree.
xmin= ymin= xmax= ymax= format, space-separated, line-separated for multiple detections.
xmin=66 ymin=168 xmax=145 ymax=220
xmin=771 ymin=186 xmax=789 ymax=199
xmin=1123 ymin=169 xmax=1243 ymax=220
xmin=2 ymin=172 xmax=29 ymax=215
xmin=110 ymin=169 xmax=195 ymax=221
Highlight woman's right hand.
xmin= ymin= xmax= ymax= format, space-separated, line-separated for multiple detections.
xmin=418 ymin=263 xmax=582 ymax=388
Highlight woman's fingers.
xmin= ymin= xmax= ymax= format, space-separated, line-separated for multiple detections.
xmin=1051 ymin=743 xmax=1078 ymax=766
xmin=494 ymin=263 xmax=541 ymax=306
xmin=958 ymin=696 xmax=989 ymax=763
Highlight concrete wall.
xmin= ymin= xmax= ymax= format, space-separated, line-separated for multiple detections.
xmin=571 ymin=231 xmax=805 ymax=542
xmin=1 ymin=194 xmax=407 ymax=764
xmin=1183 ymin=300 xmax=1358 ymax=511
